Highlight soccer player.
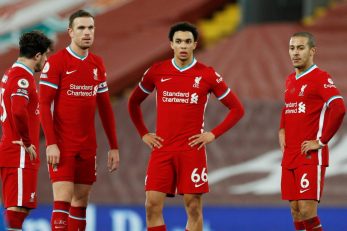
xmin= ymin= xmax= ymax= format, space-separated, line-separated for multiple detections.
xmin=0 ymin=31 xmax=52 ymax=230
xmin=128 ymin=22 xmax=244 ymax=231
xmin=279 ymin=32 xmax=345 ymax=231
xmin=39 ymin=10 xmax=119 ymax=231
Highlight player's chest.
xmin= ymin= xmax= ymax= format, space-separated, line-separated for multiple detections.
xmin=61 ymin=61 xmax=101 ymax=86
xmin=285 ymin=78 xmax=318 ymax=102
xmin=154 ymin=73 xmax=209 ymax=94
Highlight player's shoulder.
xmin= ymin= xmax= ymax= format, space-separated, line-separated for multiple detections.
xmin=314 ymin=67 xmax=330 ymax=78
xmin=195 ymin=61 xmax=220 ymax=80
xmin=5 ymin=68 xmax=32 ymax=90
xmin=88 ymin=52 xmax=104 ymax=63
xmin=47 ymin=49 xmax=67 ymax=64
xmin=152 ymin=59 xmax=171 ymax=69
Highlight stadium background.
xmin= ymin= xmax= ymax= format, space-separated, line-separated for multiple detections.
xmin=0 ymin=0 xmax=346 ymax=230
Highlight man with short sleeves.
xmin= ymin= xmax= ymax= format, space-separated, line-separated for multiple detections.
xmin=39 ymin=10 xmax=119 ymax=231
xmin=0 ymin=31 xmax=52 ymax=230
xmin=279 ymin=32 xmax=345 ymax=231
xmin=128 ymin=22 xmax=244 ymax=231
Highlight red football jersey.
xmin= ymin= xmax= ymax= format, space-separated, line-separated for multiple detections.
xmin=281 ymin=65 xmax=343 ymax=168
xmin=39 ymin=47 xmax=108 ymax=151
xmin=139 ymin=58 xmax=230 ymax=151
xmin=0 ymin=62 xmax=40 ymax=169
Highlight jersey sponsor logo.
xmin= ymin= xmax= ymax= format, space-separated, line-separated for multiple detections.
xmin=16 ymin=88 xmax=28 ymax=95
xmin=18 ymin=78 xmax=29 ymax=88
xmin=299 ymin=188 xmax=310 ymax=193
xmin=193 ymin=76 xmax=202 ymax=88
xmin=30 ymin=192 xmax=36 ymax=202
xmin=195 ymin=182 xmax=206 ymax=188
xmin=299 ymin=84 xmax=307 ymax=96
xmin=285 ymin=102 xmax=306 ymax=114
xmin=42 ymin=62 xmax=50 ymax=73
xmin=324 ymin=78 xmax=336 ymax=88
xmin=40 ymin=73 xmax=48 ymax=79
xmin=1 ymin=74 xmax=8 ymax=83
xmin=66 ymin=70 xmax=77 ymax=75
xmin=161 ymin=78 xmax=172 ymax=82
xmin=67 ymin=84 xmax=98 ymax=97
xmin=162 ymin=91 xmax=198 ymax=104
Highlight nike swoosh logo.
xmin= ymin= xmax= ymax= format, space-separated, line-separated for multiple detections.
xmin=66 ymin=70 xmax=77 ymax=75
xmin=300 ymin=188 xmax=310 ymax=193
xmin=194 ymin=182 xmax=206 ymax=188
xmin=161 ymin=78 xmax=172 ymax=82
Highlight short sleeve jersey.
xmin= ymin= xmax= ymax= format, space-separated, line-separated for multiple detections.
xmin=0 ymin=62 xmax=40 ymax=169
xmin=139 ymin=58 xmax=230 ymax=151
xmin=282 ymin=65 xmax=343 ymax=168
xmin=39 ymin=47 xmax=108 ymax=151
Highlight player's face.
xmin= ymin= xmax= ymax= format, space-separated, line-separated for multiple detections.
xmin=69 ymin=17 xmax=95 ymax=50
xmin=170 ymin=31 xmax=197 ymax=63
xmin=34 ymin=50 xmax=50 ymax=72
xmin=289 ymin=36 xmax=315 ymax=70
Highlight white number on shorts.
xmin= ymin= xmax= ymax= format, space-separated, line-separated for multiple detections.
xmin=300 ymin=173 xmax=310 ymax=189
xmin=191 ymin=168 xmax=208 ymax=183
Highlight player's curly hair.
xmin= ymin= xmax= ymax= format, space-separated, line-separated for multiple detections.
xmin=169 ymin=22 xmax=199 ymax=42
xmin=69 ymin=9 xmax=94 ymax=28
xmin=19 ymin=31 xmax=53 ymax=58
xmin=291 ymin=32 xmax=316 ymax=48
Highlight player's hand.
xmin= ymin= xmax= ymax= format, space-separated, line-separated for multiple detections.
xmin=142 ymin=133 xmax=164 ymax=150
xmin=12 ymin=140 xmax=37 ymax=161
xmin=301 ymin=140 xmax=321 ymax=155
xmin=278 ymin=128 xmax=286 ymax=153
xmin=46 ymin=144 xmax=60 ymax=167
xmin=188 ymin=132 xmax=215 ymax=150
xmin=107 ymin=149 xmax=120 ymax=173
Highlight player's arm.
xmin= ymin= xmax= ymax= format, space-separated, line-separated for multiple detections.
xmin=128 ymin=86 xmax=163 ymax=149
xmin=301 ymin=98 xmax=345 ymax=154
xmin=189 ymin=90 xmax=244 ymax=149
xmin=39 ymin=60 xmax=61 ymax=165
xmin=279 ymin=107 xmax=286 ymax=153
xmin=11 ymin=94 xmax=37 ymax=161
xmin=96 ymin=88 xmax=119 ymax=172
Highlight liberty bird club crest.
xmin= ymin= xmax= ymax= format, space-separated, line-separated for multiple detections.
xmin=193 ymin=76 xmax=202 ymax=88
xmin=299 ymin=84 xmax=307 ymax=96
xmin=93 ymin=68 xmax=98 ymax=80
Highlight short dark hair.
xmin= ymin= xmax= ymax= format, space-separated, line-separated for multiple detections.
xmin=168 ymin=22 xmax=199 ymax=42
xmin=69 ymin=9 xmax=94 ymax=28
xmin=291 ymin=32 xmax=316 ymax=48
xmin=19 ymin=31 xmax=53 ymax=58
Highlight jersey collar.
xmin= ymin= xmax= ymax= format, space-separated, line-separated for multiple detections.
xmin=66 ymin=46 xmax=88 ymax=60
xmin=12 ymin=62 xmax=34 ymax=76
xmin=171 ymin=58 xmax=197 ymax=72
xmin=295 ymin=64 xmax=317 ymax=80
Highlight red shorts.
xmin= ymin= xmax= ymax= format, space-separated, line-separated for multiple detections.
xmin=0 ymin=167 xmax=38 ymax=209
xmin=281 ymin=165 xmax=326 ymax=201
xmin=145 ymin=148 xmax=209 ymax=196
xmin=48 ymin=150 xmax=96 ymax=185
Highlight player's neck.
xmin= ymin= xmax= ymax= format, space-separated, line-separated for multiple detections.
xmin=69 ymin=43 xmax=88 ymax=57
xmin=174 ymin=57 xmax=194 ymax=69
xmin=16 ymin=57 xmax=35 ymax=73
xmin=295 ymin=61 xmax=314 ymax=75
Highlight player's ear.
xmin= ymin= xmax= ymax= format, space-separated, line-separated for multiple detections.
xmin=310 ymin=47 xmax=316 ymax=56
xmin=170 ymin=41 xmax=174 ymax=50
xmin=67 ymin=27 xmax=73 ymax=37
xmin=193 ymin=41 xmax=197 ymax=50
xmin=34 ymin=52 xmax=42 ymax=60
